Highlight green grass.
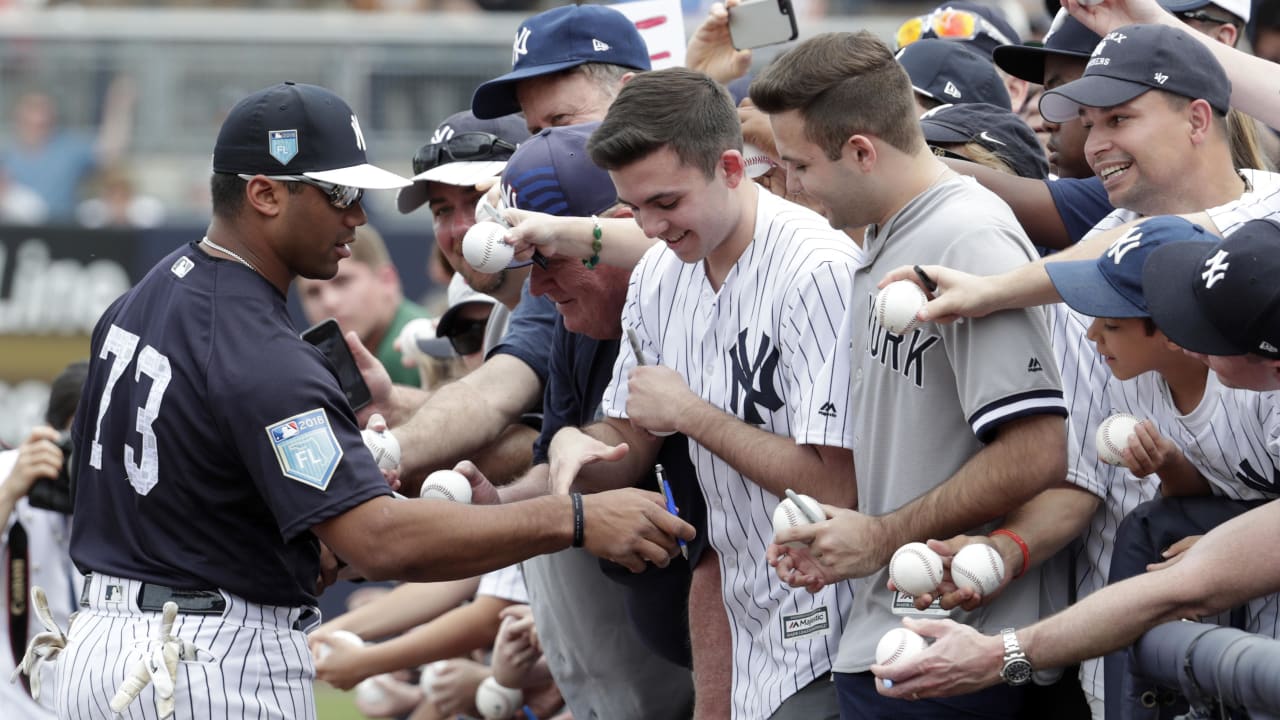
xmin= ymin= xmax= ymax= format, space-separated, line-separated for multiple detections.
xmin=316 ymin=685 xmax=364 ymax=720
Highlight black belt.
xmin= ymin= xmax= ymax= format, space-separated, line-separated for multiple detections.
xmin=80 ymin=574 xmax=226 ymax=615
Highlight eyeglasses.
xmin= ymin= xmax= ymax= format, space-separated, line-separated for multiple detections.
xmin=1174 ymin=9 xmax=1238 ymax=26
xmin=896 ymin=8 xmax=1016 ymax=51
xmin=238 ymin=174 xmax=364 ymax=209
xmin=929 ymin=145 xmax=970 ymax=162
xmin=443 ymin=319 xmax=488 ymax=356
xmin=412 ymin=133 xmax=520 ymax=175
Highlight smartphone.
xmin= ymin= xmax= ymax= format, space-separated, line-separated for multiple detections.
xmin=728 ymin=0 xmax=799 ymax=51
xmin=301 ymin=318 xmax=372 ymax=411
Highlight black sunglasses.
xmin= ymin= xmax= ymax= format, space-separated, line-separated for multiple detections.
xmin=444 ymin=319 xmax=488 ymax=356
xmin=1175 ymin=9 xmax=1238 ymax=26
xmin=929 ymin=145 xmax=970 ymax=163
xmin=412 ymin=133 xmax=519 ymax=176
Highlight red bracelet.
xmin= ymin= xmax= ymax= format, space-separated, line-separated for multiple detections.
xmin=989 ymin=528 xmax=1029 ymax=580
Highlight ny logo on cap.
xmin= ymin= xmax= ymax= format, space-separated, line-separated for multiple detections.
xmin=1091 ymin=31 xmax=1127 ymax=57
xmin=1201 ymin=249 xmax=1230 ymax=288
xmin=512 ymin=26 xmax=532 ymax=66
xmin=431 ymin=125 xmax=455 ymax=144
xmin=1106 ymin=227 xmax=1143 ymax=264
xmin=501 ymin=181 xmax=518 ymax=211
xmin=351 ymin=115 xmax=366 ymax=151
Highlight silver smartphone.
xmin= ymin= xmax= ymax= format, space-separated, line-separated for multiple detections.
xmin=728 ymin=0 xmax=799 ymax=51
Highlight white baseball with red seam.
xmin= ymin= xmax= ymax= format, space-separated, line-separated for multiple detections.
xmin=875 ymin=280 xmax=928 ymax=334
xmin=742 ymin=143 xmax=775 ymax=179
xmin=771 ymin=494 xmax=822 ymax=548
xmin=875 ymin=627 xmax=928 ymax=666
xmin=1096 ymin=413 xmax=1141 ymax=466
xmin=463 ymin=221 xmax=514 ymax=273
xmin=355 ymin=675 xmax=391 ymax=705
xmin=475 ymin=676 xmax=523 ymax=719
xmin=361 ymin=428 xmax=401 ymax=471
xmin=316 ymin=629 xmax=364 ymax=661
xmin=418 ymin=660 xmax=449 ymax=699
xmin=950 ymin=543 xmax=1005 ymax=596
xmin=889 ymin=542 xmax=944 ymax=597
xmin=396 ymin=317 xmax=437 ymax=366
xmin=420 ymin=469 xmax=473 ymax=504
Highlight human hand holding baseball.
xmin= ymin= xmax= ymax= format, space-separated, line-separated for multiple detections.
xmin=351 ymin=673 xmax=423 ymax=719
xmin=1117 ymin=419 xmax=1180 ymax=479
xmin=583 ymin=488 xmax=695 ymax=572
xmin=686 ymin=0 xmax=752 ymax=85
xmin=422 ymin=659 xmax=489 ymax=717
xmin=877 ymin=265 xmax=1008 ymax=325
xmin=313 ymin=636 xmax=375 ymax=691
xmin=894 ymin=537 xmax=1012 ymax=612
xmin=625 ymin=365 xmax=698 ymax=437
xmin=491 ymin=606 xmax=544 ymax=689
xmin=872 ymin=617 xmax=1005 ymax=699
xmin=449 ymin=460 xmax=501 ymax=506
xmin=547 ymin=427 xmax=630 ymax=495
xmin=770 ymin=507 xmax=894 ymax=584
xmin=503 ymin=207 xmax=574 ymax=262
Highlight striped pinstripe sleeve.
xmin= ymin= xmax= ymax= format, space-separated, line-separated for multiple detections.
xmin=477 ymin=564 xmax=529 ymax=604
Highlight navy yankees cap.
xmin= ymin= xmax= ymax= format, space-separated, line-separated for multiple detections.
xmin=471 ymin=4 xmax=651 ymax=120
xmin=213 ymin=82 xmax=410 ymax=189
xmin=896 ymin=40 xmax=1012 ymax=109
xmin=501 ymin=122 xmax=617 ymax=218
xmin=1143 ymin=219 xmax=1280 ymax=359
xmin=1160 ymin=0 xmax=1251 ymax=23
xmin=1046 ymin=215 xmax=1214 ymax=318
xmin=920 ymin=102 xmax=1049 ymax=179
xmin=397 ymin=111 xmax=531 ymax=214
xmin=994 ymin=10 xmax=1100 ymax=85
xmin=1039 ymin=24 xmax=1231 ymax=123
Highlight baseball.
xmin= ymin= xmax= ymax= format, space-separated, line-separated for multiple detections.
xmin=462 ymin=221 xmax=514 ymax=273
xmin=418 ymin=660 xmax=448 ymax=698
xmin=419 ymin=469 xmax=473 ymax=504
xmin=742 ymin=143 xmax=775 ymax=179
xmin=889 ymin=542 xmax=944 ymax=597
xmin=316 ymin=629 xmax=363 ymax=661
xmin=1096 ymin=413 xmax=1140 ymax=466
xmin=355 ymin=676 xmax=388 ymax=705
xmin=475 ymin=676 xmax=523 ymax=719
xmin=771 ymin=494 xmax=822 ymax=548
xmin=875 ymin=627 xmax=929 ymax=666
xmin=950 ymin=543 xmax=1006 ymax=596
xmin=396 ymin=317 xmax=437 ymax=366
xmin=361 ymin=428 xmax=401 ymax=471
xmin=875 ymin=280 xmax=928 ymax=335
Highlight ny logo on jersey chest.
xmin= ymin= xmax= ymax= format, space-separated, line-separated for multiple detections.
xmin=728 ymin=329 xmax=783 ymax=425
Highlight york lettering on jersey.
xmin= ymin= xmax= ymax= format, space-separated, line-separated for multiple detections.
xmin=866 ymin=300 xmax=940 ymax=388
xmin=727 ymin=329 xmax=783 ymax=425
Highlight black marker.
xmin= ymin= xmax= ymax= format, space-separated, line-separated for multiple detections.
xmin=913 ymin=264 xmax=938 ymax=295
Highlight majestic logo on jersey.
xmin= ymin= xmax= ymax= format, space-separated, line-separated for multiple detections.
xmin=1201 ymin=249 xmax=1230 ymax=289
xmin=1027 ymin=357 xmax=1043 ymax=373
xmin=1235 ymin=458 xmax=1280 ymax=494
xmin=266 ymin=408 xmax=343 ymax=491
xmin=727 ymin=329 xmax=783 ymax=426
xmin=866 ymin=297 xmax=941 ymax=388
xmin=269 ymin=129 xmax=299 ymax=166
xmin=781 ymin=607 xmax=831 ymax=640
xmin=818 ymin=402 xmax=838 ymax=418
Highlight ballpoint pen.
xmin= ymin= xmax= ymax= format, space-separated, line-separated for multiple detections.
xmin=785 ymin=488 xmax=824 ymax=524
xmin=626 ymin=327 xmax=645 ymax=365
xmin=655 ymin=463 xmax=689 ymax=560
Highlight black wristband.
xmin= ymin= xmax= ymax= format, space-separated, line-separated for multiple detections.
xmin=570 ymin=492 xmax=585 ymax=548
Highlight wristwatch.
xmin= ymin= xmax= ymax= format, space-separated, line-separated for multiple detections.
xmin=999 ymin=628 xmax=1033 ymax=686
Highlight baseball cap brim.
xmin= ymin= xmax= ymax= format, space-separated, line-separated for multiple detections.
xmin=471 ymin=59 xmax=595 ymax=120
xmin=1039 ymin=76 xmax=1152 ymax=123
xmin=307 ymin=163 xmax=412 ymax=190
xmin=1046 ymin=258 xmax=1148 ymax=318
xmin=920 ymin=121 xmax=970 ymax=144
xmin=397 ymin=161 xmax=509 ymax=214
xmin=414 ymin=336 xmax=458 ymax=359
xmin=1143 ymin=241 xmax=1244 ymax=355
xmin=994 ymin=44 xmax=1091 ymax=85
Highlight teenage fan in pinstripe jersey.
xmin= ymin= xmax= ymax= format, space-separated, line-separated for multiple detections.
xmin=550 ymin=69 xmax=863 ymax=719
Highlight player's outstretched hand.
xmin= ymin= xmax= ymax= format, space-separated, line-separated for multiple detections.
xmin=548 ymin=427 xmax=630 ymax=495
xmin=872 ymin=617 xmax=1005 ymax=699
xmin=583 ymin=488 xmax=696 ymax=572
xmin=503 ymin=207 xmax=567 ymax=262
xmin=1063 ymin=0 xmax=1169 ymax=38
xmin=451 ymin=460 xmax=501 ymax=506
xmin=347 ymin=330 xmax=393 ymax=426
xmin=313 ymin=638 xmax=373 ymax=691
xmin=878 ymin=265 xmax=1003 ymax=324
xmin=423 ymin=659 xmax=488 ymax=717
xmin=687 ymin=0 xmax=752 ymax=85
xmin=771 ymin=506 xmax=893 ymax=583
xmin=625 ymin=365 xmax=697 ymax=437
xmin=1147 ymin=534 xmax=1202 ymax=572
xmin=491 ymin=606 xmax=544 ymax=689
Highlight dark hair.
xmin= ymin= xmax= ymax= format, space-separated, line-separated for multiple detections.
xmin=45 ymin=360 xmax=88 ymax=429
xmin=749 ymin=32 xmax=923 ymax=159
xmin=211 ymin=173 xmax=306 ymax=219
xmin=588 ymin=67 xmax=741 ymax=178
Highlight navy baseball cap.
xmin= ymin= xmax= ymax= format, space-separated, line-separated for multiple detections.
xmin=471 ymin=4 xmax=651 ymax=120
xmin=994 ymin=10 xmax=1100 ymax=85
xmin=213 ymin=82 xmax=409 ymax=189
xmin=415 ymin=273 xmax=499 ymax=359
xmin=501 ymin=122 xmax=617 ymax=218
xmin=896 ymin=40 xmax=1012 ymax=109
xmin=920 ymin=102 xmax=1049 ymax=179
xmin=1143 ymin=219 xmax=1280 ymax=359
xmin=397 ymin=111 xmax=531 ymax=214
xmin=1161 ymin=0 xmax=1251 ymax=23
xmin=1046 ymin=215 xmax=1215 ymax=318
xmin=1039 ymin=24 xmax=1231 ymax=123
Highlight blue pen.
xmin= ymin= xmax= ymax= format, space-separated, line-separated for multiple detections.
xmin=655 ymin=463 xmax=689 ymax=560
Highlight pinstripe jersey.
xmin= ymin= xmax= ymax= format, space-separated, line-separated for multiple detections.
xmin=836 ymin=175 xmax=1067 ymax=672
xmin=601 ymin=188 xmax=862 ymax=719
xmin=1084 ymin=169 xmax=1280 ymax=237
xmin=476 ymin=564 xmax=528 ymax=604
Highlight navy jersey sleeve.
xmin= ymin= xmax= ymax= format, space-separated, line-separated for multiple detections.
xmin=1046 ymin=176 xmax=1114 ymax=245
xmin=489 ymin=279 xmax=557 ymax=387
xmin=533 ymin=320 xmax=572 ymax=466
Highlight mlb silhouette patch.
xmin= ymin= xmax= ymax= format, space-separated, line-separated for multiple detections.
xmin=269 ymin=129 xmax=299 ymax=166
xmin=266 ymin=408 xmax=343 ymax=490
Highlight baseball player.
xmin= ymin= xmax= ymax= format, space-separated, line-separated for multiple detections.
xmin=751 ymin=32 xmax=1068 ymax=716
xmin=553 ymin=68 xmax=864 ymax=719
xmin=46 ymin=82 xmax=692 ymax=720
